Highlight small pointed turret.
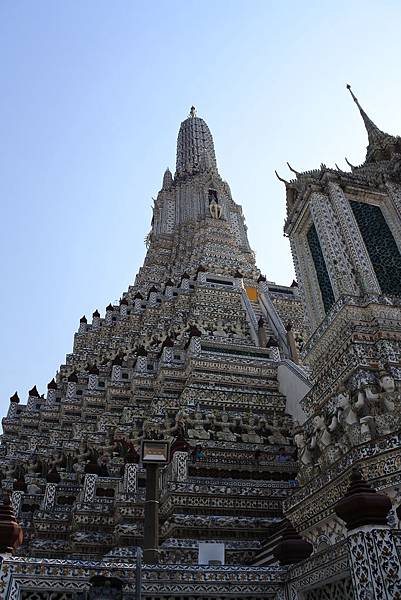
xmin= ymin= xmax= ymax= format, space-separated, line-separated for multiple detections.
xmin=28 ymin=385 xmax=40 ymax=398
xmin=47 ymin=378 xmax=57 ymax=390
xmin=162 ymin=167 xmax=173 ymax=190
xmin=78 ymin=315 xmax=87 ymax=334
xmin=10 ymin=392 xmax=20 ymax=404
xmin=46 ymin=379 xmax=57 ymax=404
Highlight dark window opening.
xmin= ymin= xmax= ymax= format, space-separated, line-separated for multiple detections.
xmin=307 ymin=223 xmax=335 ymax=313
xmin=208 ymin=189 xmax=218 ymax=203
xmin=350 ymin=200 xmax=401 ymax=296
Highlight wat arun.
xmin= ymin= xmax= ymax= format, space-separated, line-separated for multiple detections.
xmin=1 ymin=91 xmax=401 ymax=600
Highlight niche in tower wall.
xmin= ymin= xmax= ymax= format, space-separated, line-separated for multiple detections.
xmin=306 ymin=223 xmax=335 ymax=313
xmin=350 ymin=199 xmax=401 ymax=296
xmin=208 ymin=189 xmax=218 ymax=203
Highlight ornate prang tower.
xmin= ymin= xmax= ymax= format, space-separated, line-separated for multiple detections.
xmin=2 ymin=95 xmax=401 ymax=600
xmin=0 ymin=107 xmax=307 ymax=599
xmin=279 ymin=86 xmax=401 ymax=598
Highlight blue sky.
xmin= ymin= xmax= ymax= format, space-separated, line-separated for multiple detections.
xmin=1 ymin=0 xmax=401 ymax=413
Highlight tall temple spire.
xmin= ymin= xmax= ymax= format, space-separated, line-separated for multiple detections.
xmin=346 ymin=83 xmax=400 ymax=163
xmin=346 ymin=84 xmax=383 ymax=142
xmin=175 ymin=107 xmax=217 ymax=176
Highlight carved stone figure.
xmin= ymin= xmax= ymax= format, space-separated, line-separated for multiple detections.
xmin=241 ymin=416 xmax=262 ymax=444
xmin=378 ymin=371 xmax=397 ymax=412
xmin=336 ymin=390 xmax=359 ymax=427
xmin=267 ymin=417 xmax=289 ymax=445
xmin=310 ymin=414 xmax=338 ymax=465
xmin=215 ymin=411 xmax=237 ymax=442
xmin=293 ymin=424 xmax=313 ymax=466
xmin=187 ymin=411 xmax=210 ymax=440
xmin=209 ymin=198 xmax=222 ymax=219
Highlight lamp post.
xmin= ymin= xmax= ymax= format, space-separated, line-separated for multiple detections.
xmin=141 ymin=439 xmax=170 ymax=564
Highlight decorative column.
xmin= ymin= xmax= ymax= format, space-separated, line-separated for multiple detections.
xmin=112 ymin=355 xmax=123 ymax=383
xmin=161 ymin=335 xmax=174 ymax=364
xmin=6 ymin=393 xmax=20 ymax=419
xmin=92 ymin=309 xmax=100 ymax=331
xmin=11 ymin=491 xmax=23 ymax=517
xmin=171 ymin=452 xmax=188 ymax=482
xmin=46 ymin=379 xmax=57 ymax=404
xmin=147 ymin=286 xmax=158 ymax=306
xmin=78 ymin=315 xmax=87 ymax=334
xmin=42 ymin=483 xmax=57 ymax=512
xmin=188 ymin=329 xmax=202 ymax=356
xmin=119 ymin=297 xmax=128 ymax=317
xmin=164 ymin=279 xmax=175 ymax=299
xmin=123 ymin=463 xmax=138 ymax=496
xmin=82 ymin=474 xmax=97 ymax=504
xmin=267 ymin=337 xmax=280 ymax=361
xmin=335 ymin=468 xmax=401 ymax=599
xmin=134 ymin=292 xmax=144 ymax=311
xmin=88 ymin=365 xmax=99 ymax=390
xmin=135 ymin=347 xmax=148 ymax=373
xmin=180 ymin=272 xmax=190 ymax=290
xmin=309 ymin=189 xmax=358 ymax=299
xmin=290 ymin=235 xmax=325 ymax=331
xmin=327 ymin=181 xmax=381 ymax=295
xmin=105 ymin=303 xmax=114 ymax=325
xmin=66 ymin=372 xmax=78 ymax=400
xmin=26 ymin=385 xmax=40 ymax=412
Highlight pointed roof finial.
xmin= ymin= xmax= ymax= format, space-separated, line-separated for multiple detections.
xmin=346 ymin=83 xmax=386 ymax=144
xmin=287 ymin=162 xmax=301 ymax=176
xmin=189 ymin=106 xmax=197 ymax=118
xmin=346 ymin=83 xmax=362 ymax=110
xmin=275 ymin=170 xmax=289 ymax=186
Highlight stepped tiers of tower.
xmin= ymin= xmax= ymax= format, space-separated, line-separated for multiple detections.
xmin=0 ymin=109 xmax=303 ymax=571
xmin=2 ymin=93 xmax=401 ymax=599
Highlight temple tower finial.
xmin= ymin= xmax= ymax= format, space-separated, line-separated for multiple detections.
xmin=346 ymin=83 xmax=382 ymax=139
xmin=346 ymin=83 xmax=400 ymax=163
xmin=176 ymin=108 xmax=217 ymax=176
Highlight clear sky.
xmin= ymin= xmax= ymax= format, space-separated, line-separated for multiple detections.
xmin=1 ymin=0 xmax=401 ymax=415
